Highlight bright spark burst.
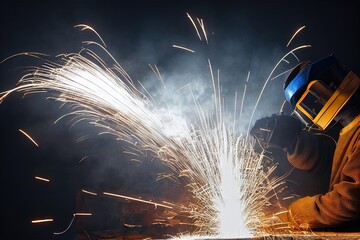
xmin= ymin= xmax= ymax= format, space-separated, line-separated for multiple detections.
xmin=0 ymin=24 xmax=312 ymax=238
xmin=0 ymin=46 xmax=284 ymax=238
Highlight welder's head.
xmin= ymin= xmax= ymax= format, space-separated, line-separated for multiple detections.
xmin=283 ymin=55 xmax=360 ymax=130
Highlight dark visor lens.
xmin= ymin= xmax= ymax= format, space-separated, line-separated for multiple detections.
xmin=298 ymin=90 xmax=326 ymax=119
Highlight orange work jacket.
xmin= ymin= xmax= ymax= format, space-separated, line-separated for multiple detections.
xmin=287 ymin=115 xmax=360 ymax=228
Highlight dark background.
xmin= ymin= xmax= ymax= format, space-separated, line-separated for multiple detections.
xmin=0 ymin=0 xmax=359 ymax=239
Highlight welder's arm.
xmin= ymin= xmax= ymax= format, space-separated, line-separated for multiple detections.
xmin=287 ymin=130 xmax=335 ymax=173
xmin=250 ymin=114 xmax=302 ymax=154
xmin=251 ymin=114 xmax=334 ymax=173
xmin=286 ymin=144 xmax=360 ymax=228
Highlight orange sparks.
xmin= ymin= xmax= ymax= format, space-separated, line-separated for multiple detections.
xmin=31 ymin=218 xmax=53 ymax=224
xmin=103 ymin=192 xmax=173 ymax=209
xmin=81 ymin=189 xmax=98 ymax=196
xmin=19 ymin=129 xmax=39 ymax=147
xmin=172 ymin=45 xmax=195 ymax=53
xmin=35 ymin=176 xmax=50 ymax=182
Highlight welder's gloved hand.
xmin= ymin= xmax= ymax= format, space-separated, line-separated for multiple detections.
xmin=250 ymin=114 xmax=302 ymax=154
xmin=258 ymin=209 xmax=300 ymax=233
xmin=274 ymin=210 xmax=302 ymax=231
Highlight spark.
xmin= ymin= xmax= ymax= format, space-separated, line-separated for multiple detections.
xmin=172 ymin=44 xmax=195 ymax=53
xmin=79 ymin=155 xmax=90 ymax=163
xmin=129 ymin=159 xmax=143 ymax=165
xmin=286 ymin=26 xmax=306 ymax=47
xmin=75 ymin=135 xmax=91 ymax=142
xmin=270 ymin=68 xmax=292 ymax=81
xmin=282 ymin=58 xmax=290 ymax=64
xmin=74 ymin=212 xmax=92 ymax=216
xmin=291 ymin=52 xmax=300 ymax=62
xmin=186 ymin=13 xmax=202 ymax=41
xmin=103 ymin=192 xmax=173 ymax=209
xmin=259 ymin=128 xmax=272 ymax=132
xmin=239 ymin=71 xmax=250 ymax=126
xmin=74 ymin=24 xmax=107 ymax=48
xmin=0 ymin=52 xmax=49 ymax=64
xmin=176 ymin=83 xmax=192 ymax=93
xmin=282 ymin=196 xmax=295 ymax=200
xmin=197 ymin=18 xmax=208 ymax=44
xmin=54 ymin=212 xmax=92 ymax=235
xmin=148 ymin=64 xmax=164 ymax=84
xmin=18 ymin=129 xmax=39 ymax=147
xmin=31 ymin=218 xmax=53 ymax=224
xmin=81 ymin=189 xmax=98 ymax=196
xmin=124 ymin=223 xmax=143 ymax=228
xmin=35 ymin=176 xmax=50 ymax=182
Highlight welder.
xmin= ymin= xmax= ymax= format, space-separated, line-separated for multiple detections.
xmin=250 ymin=55 xmax=360 ymax=230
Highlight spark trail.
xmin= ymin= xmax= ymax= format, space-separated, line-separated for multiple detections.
xmin=0 ymin=26 xmax=309 ymax=238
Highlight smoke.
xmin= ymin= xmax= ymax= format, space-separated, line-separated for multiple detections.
xmin=136 ymin=35 xmax=290 ymax=135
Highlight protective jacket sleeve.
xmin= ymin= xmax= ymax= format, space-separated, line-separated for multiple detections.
xmin=287 ymin=116 xmax=360 ymax=228
xmin=287 ymin=129 xmax=335 ymax=174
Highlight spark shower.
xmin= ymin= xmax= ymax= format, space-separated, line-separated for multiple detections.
xmin=0 ymin=17 xmax=311 ymax=238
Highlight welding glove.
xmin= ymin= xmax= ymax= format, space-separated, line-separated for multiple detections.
xmin=250 ymin=114 xmax=302 ymax=154
xmin=274 ymin=210 xmax=303 ymax=231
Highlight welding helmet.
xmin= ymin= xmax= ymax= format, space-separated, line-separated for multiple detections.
xmin=283 ymin=55 xmax=360 ymax=130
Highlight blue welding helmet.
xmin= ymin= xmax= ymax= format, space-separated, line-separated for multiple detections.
xmin=283 ymin=55 xmax=359 ymax=130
